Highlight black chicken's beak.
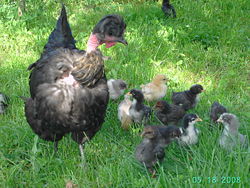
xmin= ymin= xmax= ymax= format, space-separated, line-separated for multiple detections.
xmin=195 ymin=117 xmax=203 ymax=122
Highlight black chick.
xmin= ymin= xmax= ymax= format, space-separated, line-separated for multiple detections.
xmin=210 ymin=101 xmax=227 ymax=122
xmin=154 ymin=100 xmax=186 ymax=125
xmin=135 ymin=125 xmax=182 ymax=175
xmin=0 ymin=93 xmax=9 ymax=114
xmin=129 ymin=89 xmax=152 ymax=124
xmin=178 ymin=114 xmax=202 ymax=145
xmin=23 ymin=4 xmax=127 ymax=161
xmin=172 ymin=84 xmax=204 ymax=111
xmin=162 ymin=0 xmax=176 ymax=18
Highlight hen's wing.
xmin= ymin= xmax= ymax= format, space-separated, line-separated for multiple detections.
xmin=72 ymin=50 xmax=104 ymax=87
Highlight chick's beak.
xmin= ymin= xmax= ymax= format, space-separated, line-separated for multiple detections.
xmin=201 ymin=89 xmax=205 ymax=92
xmin=140 ymin=131 xmax=145 ymax=137
xmin=217 ymin=118 xmax=223 ymax=123
xmin=127 ymin=92 xmax=132 ymax=96
xmin=196 ymin=117 xmax=203 ymax=122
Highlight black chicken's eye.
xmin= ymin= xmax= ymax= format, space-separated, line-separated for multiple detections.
xmin=109 ymin=31 xmax=113 ymax=36
xmin=191 ymin=118 xmax=195 ymax=121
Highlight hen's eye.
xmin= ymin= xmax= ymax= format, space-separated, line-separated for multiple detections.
xmin=109 ymin=31 xmax=113 ymax=36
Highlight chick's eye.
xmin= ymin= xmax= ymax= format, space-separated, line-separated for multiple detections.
xmin=108 ymin=31 xmax=113 ymax=36
xmin=191 ymin=118 xmax=195 ymax=121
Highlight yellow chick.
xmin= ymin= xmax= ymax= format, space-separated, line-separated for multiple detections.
xmin=140 ymin=74 xmax=168 ymax=102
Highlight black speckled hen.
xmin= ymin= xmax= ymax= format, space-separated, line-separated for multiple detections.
xmin=154 ymin=100 xmax=186 ymax=125
xmin=171 ymin=84 xmax=204 ymax=111
xmin=23 ymin=5 xmax=127 ymax=160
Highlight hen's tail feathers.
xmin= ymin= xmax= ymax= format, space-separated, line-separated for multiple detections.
xmin=43 ymin=4 xmax=76 ymax=54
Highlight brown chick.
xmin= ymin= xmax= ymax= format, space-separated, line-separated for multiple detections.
xmin=140 ymin=74 xmax=168 ymax=102
xmin=135 ymin=125 xmax=182 ymax=176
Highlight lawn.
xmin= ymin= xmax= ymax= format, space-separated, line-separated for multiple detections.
xmin=0 ymin=0 xmax=249 ymax=187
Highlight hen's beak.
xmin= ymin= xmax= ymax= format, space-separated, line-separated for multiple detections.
xmin=117 ymin=37 xmax=128 ymax=45
xmin=201 ymin=89 xmax=205 ymax=92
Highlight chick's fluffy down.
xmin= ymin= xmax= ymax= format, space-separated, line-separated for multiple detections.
xmin=141 ymin=74 xmax=167 ymax=102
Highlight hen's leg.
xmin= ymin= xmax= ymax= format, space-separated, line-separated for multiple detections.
xmin=71 ymin=132 xmax=89 ymax=164
xmin=72 ymin=127 xmax=101 ymax=165
xmin=54 ymin=141 xmax=59 ymax=153
xmin=79 ymin=144 xmax=85 ymax=162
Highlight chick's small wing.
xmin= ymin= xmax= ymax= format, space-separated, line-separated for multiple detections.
xmin=141 ymin=83 xmax=155 ymax=95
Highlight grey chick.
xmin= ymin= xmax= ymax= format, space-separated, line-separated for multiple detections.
xmin=107 ymin=79 xmax=127 ymax=100
xmin=129 ymin=89 xmax=152 ymax=124
xmin=217 ymin=113 xmax=248 ymax=151
xmin=0 ymin=93 xmax=9 ymax=114
xmin=178 ymin=114 xmax=203 ymax=146
xmin=172 ymin=84 xmax=204 ymax=111
xmin=210 ymin=101 xmax=227 ymax=122
xmin=135 ymin=125 xmax=182 ymax=176
xmin=118 ymin=93 xmax=132 ymax=130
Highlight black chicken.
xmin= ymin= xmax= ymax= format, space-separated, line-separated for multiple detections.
xmin=210 ymin=101 xmax=227 ymax=123
xmin=178 ymin=114 xmax=202 ymax=146
xmin=171 ymin=84 xmax=204 ymax=111
xmin=23 ymin=5 xmax=127 ymax=160
xmin=154 ymin=100 xmax=186 ymax=125
xmin=135 ymin=125 xmax=182 ymax=175
xmin=162 ymin=0 xmax=176 ymax=18
xmin=128 ymin=89 xmax=152 ymax=124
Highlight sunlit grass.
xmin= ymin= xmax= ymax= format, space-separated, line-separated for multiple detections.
xmin=0 ymin=0 xmax=249 ymax=187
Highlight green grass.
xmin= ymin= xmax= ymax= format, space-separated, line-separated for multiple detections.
xmin=0 ymin=0 xmax=249 ymax=187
